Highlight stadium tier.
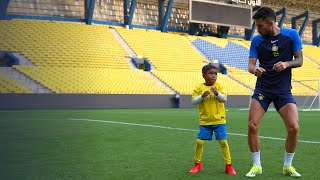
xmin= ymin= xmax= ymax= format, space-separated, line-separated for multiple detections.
xmin=303 ymin=45 xmax=320 ymax=65
xmin=0 ymin=73 xmax=32 ymax=93
xmin=15 ymin=66 xmax=171 ymax=94
xmin=0 ymin=20 xmax=174 ymax=94
xmin=187 ymin=35 xmax=229 ymax=48
xmin=292 ymin=58 xmax=320 ymax=93
xmin=151 ymin=70 xmax=251 ymax=95
xmin=228 ymin=38 xmax=251 ymax=49
xmin=0 ymin=19 xmax=319 ymax=96
xmin=226 ymin=66 xmax=256 ymax=90
xmin=0 ymin=19 xmax=129 ymax=68
xmin=115 ymin=27 xmax=206 ymax=71
xmin=190 ymin=36 xmax=251 ymax=70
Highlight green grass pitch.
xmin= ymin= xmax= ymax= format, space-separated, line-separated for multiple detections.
xmin=1 ymin=108 xmax=319 ymax=179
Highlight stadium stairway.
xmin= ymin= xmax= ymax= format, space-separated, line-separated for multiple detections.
xmin=191 ymin=38 xmax=250 ymax=71
xmin=0 ymin=72 xmax=32 ymax=93
xmin=115 ymin=27 xmax=206 ymax=71
xmin=109 ymin=28 xmax=138 ymax=58
xmin=0 ymin=20 xmax=176 ymax=94
xmin=115 ymin=28 xmax=252 ymax=95
xmin=0 ymin=67 xmax=51 ymax=93
xmin=111 ymin=27 xmax=177 ymax=93
xmin=1 ymin=19 xmax=317 ymax=95
xmin=189 ymin=41 xmax=210 ymax=61
xmin=10 ymin=53 xmax=34 ymax=66
xmin=146 ymin=72 xmax=176 ymax=94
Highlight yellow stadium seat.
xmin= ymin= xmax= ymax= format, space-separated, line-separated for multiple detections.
xmin=0 ymin=73 xmax=32 ymax=93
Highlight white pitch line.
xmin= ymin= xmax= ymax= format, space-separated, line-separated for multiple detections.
xmin=67 ymin=118 xmax=320 ymax=144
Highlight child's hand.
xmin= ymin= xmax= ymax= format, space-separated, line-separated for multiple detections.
xmin=211 ymin=87 xmax=218 ymax=96
xmin=202 ymin=91 xmax=210 ymax=98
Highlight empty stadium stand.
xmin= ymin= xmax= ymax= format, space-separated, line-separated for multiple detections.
xmin=0 ymin=19 xmax=318 ymax=96
xmin=191 ymin=37 xmax=252 ymax=70
xmin=0 ymin=73 xmax=32 ymax=93
xmin=0 ymin=19 xmax=129 ymax=68
xmin=116 ymin=27 xmax=252 ymax=95
xmin=151 ymin=70 xmax=251 ymax=95
xmin=303 ymin=45 xmax=320 ymax=65
xmin=0 ymin=20 xmax=173 ymax=94
xmin=292 ymin=58 xmax=319 ymax=93
xmin=116 ymin=27 xmax=206 ymax=71
xmin=15 ymin=66 xmax=171 ymax=94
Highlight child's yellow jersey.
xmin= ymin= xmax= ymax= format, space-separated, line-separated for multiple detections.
xmin=192 ymin=82 xmax=227 ymax=125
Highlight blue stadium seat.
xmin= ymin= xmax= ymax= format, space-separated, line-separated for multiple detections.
xmin=192 ymin=38 xmax=260 ymax=70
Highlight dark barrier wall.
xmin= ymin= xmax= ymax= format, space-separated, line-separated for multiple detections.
xmin=0 ymin=94 xmax=177 ymax=109
xmin=0 ymin=94 xmax=317 ymax=109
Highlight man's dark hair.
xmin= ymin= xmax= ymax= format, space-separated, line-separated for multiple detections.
xmin=252 ymin=7 xmax=276 ymax=21
xmin=202 ymin=64 xmax=217 ymax=75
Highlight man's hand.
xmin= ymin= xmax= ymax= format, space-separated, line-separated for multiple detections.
xmin=253 ymin=67 xmax=266 ymax=77
xmin=273 ymin=61 xmax=289 ymax=72
xmin=202 ymin=91 xmax=210 ymax=98
xmin=211 ymin=87 xmax=218 ymax=96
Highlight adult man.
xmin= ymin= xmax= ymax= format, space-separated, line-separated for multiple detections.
xmin=246 ymin=7 xmax=303 ymax=177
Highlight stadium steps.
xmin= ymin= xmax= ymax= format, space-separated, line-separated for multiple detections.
xmin=0 ymin=73 xmax=32 ymax=93
xmin=111 ymin=27 xmax=175 ymax=92
xmin=293 ymin=80 xmax=318 ymax=95
xmin=109 ymin=28 xmax=137 ymax=69
xmin=11 ymin=52 xmax=34 ymax=66
xmin=13 ymin=66 xmax=173 ymax=94
xmin=303 ymin=55 xmax=320 ymax=67
xmin=191 ymin=38 xmax=250 ymax=71
xmin=115 ymin=27 xmax=205 ymax=71
xmin=0 ymin=67 xmax=52 ymax=93
xmin=110 ymin=28 xmax=137 ymax=58
xmin=146 ymin=72 xmax=176 ymax=94
xmin=185 ymin=36 xmax=211 ymax=62
xmin=0 ymin=20 xmax=130 ymax=69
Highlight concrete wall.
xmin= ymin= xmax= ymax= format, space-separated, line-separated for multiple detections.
xmin=0 ymin=94 xmax=177 ymax=109
xmin=0 ymin=94 xmax=317 ymax=110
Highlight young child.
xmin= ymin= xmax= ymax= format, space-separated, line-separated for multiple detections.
xmin=189 ymin=64 xmax=236 ymax=176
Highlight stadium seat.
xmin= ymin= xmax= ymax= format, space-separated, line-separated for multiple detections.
xmin=0 ymin=73 xmax=32 ymax=93
xmin=151 ymin=70 xmax=251 ymax=95
xmin=0 ymin=19 xmax=129 ymax=69
xmin=115 ymin=27 xmax=206 ymax=72
xmin=303 ymin=45 xmax=320 ymax=65
xmin=15 ymin=66 xmax=171 ymax=94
